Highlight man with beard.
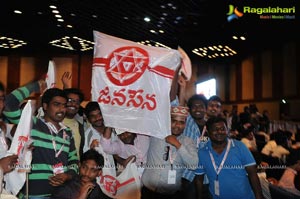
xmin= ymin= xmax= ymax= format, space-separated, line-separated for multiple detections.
xmin=51 ymin=149 xmax=111 ymax=199
xmin=83 ymin=102 xmax=115 ymax=174
xmin=4 ymin=80 xmax=78 ymax=198
xmin=83 ymin=102 xmax=106 ymax=152
xmin=63 ymin=88 xmax=85 ymax=158
xmin=141 ymin=106 xmax=198 ymax=199
xmin=194 ymin=116 xmax=263 ymax=199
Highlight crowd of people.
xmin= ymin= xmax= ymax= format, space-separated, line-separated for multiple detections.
xmin=0 ymin=70 xmax=299 ymax=199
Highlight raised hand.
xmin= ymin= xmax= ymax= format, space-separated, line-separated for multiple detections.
xmin=61 ymin=72 xmax=72 ymax=89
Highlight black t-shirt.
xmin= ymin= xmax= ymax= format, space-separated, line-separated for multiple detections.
xmin=51 ymin=175 xmax=111 ymax=199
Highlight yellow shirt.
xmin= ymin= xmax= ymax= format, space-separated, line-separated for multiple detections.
xmin=63 ymin=118 xmax=80 ymax=158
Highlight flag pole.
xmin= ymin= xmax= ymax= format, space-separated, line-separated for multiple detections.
xmin=26 ymin=171 xmax=29 ymax=199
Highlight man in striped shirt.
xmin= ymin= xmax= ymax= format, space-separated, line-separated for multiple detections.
xmin=4 ymin=80 xmax=78 ymax=198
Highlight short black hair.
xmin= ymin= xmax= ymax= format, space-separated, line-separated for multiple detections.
xmin=240 ymin=124 xmax=256 ymax=137
xmin=187 ymin=94 xmax=207 ymax=109
xmin=84 ymin=101 xmax=101 ymax=117
xmin=42 ymin=88 xmax=67 ymax=105
xmin=81 ymin=149 xmax=104 ymax=169
xmin=208 ymin=95 xmax=222 ymax=103
xmin=64 ymin=88 xmax=84 ymax=102
xmin=206 ymin=116 xmax=227 ymax=133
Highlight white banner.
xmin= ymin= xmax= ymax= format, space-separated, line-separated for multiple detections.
xmin=97 ymin=158 xmax=141 ymax=199
xmin=5 ymin=100 xmax=33 ymax=195
xmin=46 ymin=60 xmax=56 ymax=89
xmin=92 ymin=31 xmax=181 ymax=139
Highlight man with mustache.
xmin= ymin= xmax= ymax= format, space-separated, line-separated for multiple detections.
xmin=83 ymin=102 xmax=106 ymax=152
xmin=141 ymin=106 xmax=198 ymax=199
xmin=194 ymin=116 xmax=263 ymax=199
xmin=51 ymin=149 xmax=111 ymax=199
xmin=63 ymin=88 xmax=85 ymax=158
xmin=83 ymin=102 xmax=115 ymax=173
xmin=4 ymin=80 xmax=79 ymax=198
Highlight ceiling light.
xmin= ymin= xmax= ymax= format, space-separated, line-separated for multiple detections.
xmin=0 ymin=35 xmax=27 ymax=49
xmin=49 ymin=36 xmax=94 ymax=51
xmin=70 ymin=13 xmax=76 ymax=17
xmin=193 ymin=44 xmax=237 ymax=59
xmin=67 ymin=25 xmax=73 ymax=28
xmin=150 ymin=30 xmax=156 ymax=33
xmin=160 ymin=5 xmax=166 ymax=8
xmin=123 ymin=16 xmax=128 ymax=20
xmin=92 ymin=15 xmax=98 ymax=18
xmin=14 ymin=10 xmax=22 ymax=14
xmin=144 ymin=17 xmax=150 ymax=22
xmin=138 ymin=40 xmax=171 ymax=49
xmin=159 ymin=30 xmax=164 ymax=33
xmin=240 ymin=36 xmax=246 ymax=40
xmin=232 ymin=36 xmax=238 ymax=40
xmin=52 ymin=10 xmax=59 ymax=14
xmin=167 ymin=3 xmax=173 ymax=6
xmin=55 ymin=14 xmax=62 ymax=18
xmin=57 ymin=19 xmax=64 ymax=22
xmin=49 ymin=5 xmax=57 ymax=9
xmin=162 ymin=13 xmax=168 ymax=16
xmin=37 ymin=11 xmax=43 ymax=15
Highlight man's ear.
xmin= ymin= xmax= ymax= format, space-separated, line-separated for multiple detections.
xmin=42 ymin=102 xmax=47 ymax=112
xmin=98 ymin=170 xmax=102 ymax=176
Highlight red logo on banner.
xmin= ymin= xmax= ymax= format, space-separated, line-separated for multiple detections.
xmin=17 ymin=136 xmax=28 ymax=155
xmin=105 ymin=46 xmax=149 ymax=86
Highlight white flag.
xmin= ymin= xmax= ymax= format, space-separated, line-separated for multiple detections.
xmin=4 ymin=100 xmax=33 ymax=195
xmin=97 ymin=158 xmax=141 ymax=199
xmin=178 ymin=46 xmax=192 ymax=81
xmin=92 ymin=31 xmax=181 ymax=139
xmin=45 ymin=60 xmax=56 ymax=89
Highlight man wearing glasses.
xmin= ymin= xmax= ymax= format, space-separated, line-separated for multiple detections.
xmin=63 ymin=88 xmax=85 ymax=158
xmin=141 ymin=106 xmax=198 ymax=199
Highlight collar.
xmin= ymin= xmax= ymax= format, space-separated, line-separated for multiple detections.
xmin=205 ymin=138 xmax=235 ymax=151
xmin=42 ymin=119 xmax=68 ymax=134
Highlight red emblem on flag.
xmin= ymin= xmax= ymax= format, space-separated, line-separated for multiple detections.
xmin=105 ymin=46 xmax=149 ymax=86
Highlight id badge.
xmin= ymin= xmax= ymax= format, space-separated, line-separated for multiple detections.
xmin=167 ymin=170 xmax=176 ymax=184
xmin=52 ymin=162 xmax=64 ymax=175
xmin=214 ymin=180 xmax=220 ymax=196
